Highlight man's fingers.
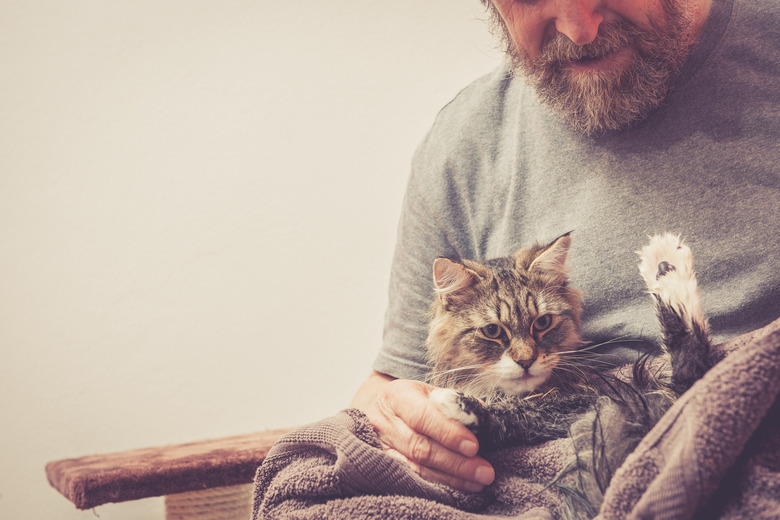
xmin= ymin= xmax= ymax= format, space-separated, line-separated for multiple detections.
xmin=389 ymin=381 xmax=478 ymax=456
xmin=371 ymin=380 xmax=494 ymax=488
xmin=399 ymin=423 xmax=491 ymax=484
xmin=385 ymin=448 xmax=488 ymax=493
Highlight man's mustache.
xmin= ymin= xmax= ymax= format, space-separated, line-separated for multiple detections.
xmin=533 ymin=22 xmax=637 ymax=67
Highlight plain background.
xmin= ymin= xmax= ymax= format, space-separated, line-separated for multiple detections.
xmin=0 ymin=1 xmax=501 ymax=518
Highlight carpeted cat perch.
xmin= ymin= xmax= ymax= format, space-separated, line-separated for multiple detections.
xmin=45 ymin=428 xmax=291 ymax=519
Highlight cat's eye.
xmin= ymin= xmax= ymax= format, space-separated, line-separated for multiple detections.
xmin=532 ymin=314 xmax=556 ymax=334
xmin=480 ymin=324 xmax=504 ymax=340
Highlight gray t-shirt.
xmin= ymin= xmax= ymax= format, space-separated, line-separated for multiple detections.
xmin=374 ymin=0 xmax=780 ymax=381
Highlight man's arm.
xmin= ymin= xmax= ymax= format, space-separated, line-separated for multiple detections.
xmin=351 ymin=370 xmax=495 ymax=493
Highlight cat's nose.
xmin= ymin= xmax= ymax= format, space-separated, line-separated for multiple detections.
xmin=517 ymin=358 xmax=535 ymax=370
xmin=512 ymin=341 xmax=538 ymax=370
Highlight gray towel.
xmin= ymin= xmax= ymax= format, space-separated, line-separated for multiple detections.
xmin=253 ymin=318 xmax=780 ymax=519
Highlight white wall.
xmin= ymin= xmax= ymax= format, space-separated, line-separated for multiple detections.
xmin=0 ymin=1 xmax=500 ymax=518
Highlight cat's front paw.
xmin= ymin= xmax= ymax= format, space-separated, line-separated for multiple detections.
xmin=638 ymin=233 xmax=704 ymax=329
xmin=429 ymin=388 xmax=479 ymax=428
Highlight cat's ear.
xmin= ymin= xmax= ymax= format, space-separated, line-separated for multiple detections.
xmin=433 ymin=258 xmax=480 ymax=302
xmin=529 ymin=233 xmax=572 ymax=278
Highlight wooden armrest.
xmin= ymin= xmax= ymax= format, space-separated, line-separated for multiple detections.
xmin=45 ymin=428 xmax=293 ymax=510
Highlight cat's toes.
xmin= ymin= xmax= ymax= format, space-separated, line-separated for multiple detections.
xmin=637 ymin=233 xmax=704 ymax=329
xmin=429 ymin=388 xmax=478 ymax=428
xmin=656 ymin=260 xmax=676 ymax=279
xmin=638 ymin=233 xmax=694 ymax=287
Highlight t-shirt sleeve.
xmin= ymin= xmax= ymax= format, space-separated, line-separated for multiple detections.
xmin=372 ymin=168 xmax=458 ymax=381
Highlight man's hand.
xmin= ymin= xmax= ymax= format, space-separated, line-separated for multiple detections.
xmin=352 ymin=371 xmax=495 ymax=493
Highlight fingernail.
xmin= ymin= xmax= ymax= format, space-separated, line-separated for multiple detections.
xmin=474 ymin=465 xmax=494 ymax=486
xmin=459 ymin=440 xmax=478 ymax=457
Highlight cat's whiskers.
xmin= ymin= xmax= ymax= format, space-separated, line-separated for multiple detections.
xmin=556 ymin=336 xmax=649 ymax=356
xmin=551 ymin=363 xmax=589 ymax=380
xmin=426 ymin=363 xmax=497 ymax=389
xmin=426 ymin=364 xmax=488 ymax=379
xmin=551 ymin=356 xmax=604 ymax=383
xmin=466 ymin=370 xmax=500 ymax=393
xmin=452 ymin=368 xmax=510 ymax=401
xmin=556 ymin=354 xmax=620 ymax=369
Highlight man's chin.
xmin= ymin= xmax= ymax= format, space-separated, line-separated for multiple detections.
xmin=518 ymin=53 xmax=674 ymax=135
xmin=534 ymin=81 xmax=665 ymax=136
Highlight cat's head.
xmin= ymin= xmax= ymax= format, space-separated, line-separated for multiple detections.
xmin=426 ymin=234 xmax=584 ymax=398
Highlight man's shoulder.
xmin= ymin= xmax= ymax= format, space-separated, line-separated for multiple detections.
xmin=410 ymin=65 xmax=531 ymax=179
xmin=718 ymin=0 xmax=779 ymax=57
xmin=736 ymin=0 xmax=779 ymax=21
xmin=435 ymin=66 xmax=513 ymax=124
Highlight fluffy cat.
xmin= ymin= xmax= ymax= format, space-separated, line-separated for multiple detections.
xmin=426 ymin=232 xmax=713 ymax=518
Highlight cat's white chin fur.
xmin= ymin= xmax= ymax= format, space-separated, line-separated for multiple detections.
xmin=429 ymin=388 xmax=478 ymax=427
xmin=491 ymin=354 xmax=550 ymax=394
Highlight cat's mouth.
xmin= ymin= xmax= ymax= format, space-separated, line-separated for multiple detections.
xmin=489 ymin=355 xmax=552 ymax=394
xmin=499 ymin=372 xmax=548 ymax=395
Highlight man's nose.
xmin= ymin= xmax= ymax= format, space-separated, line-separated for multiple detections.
xmin=553 ymin=0 xmax=604 ymax=46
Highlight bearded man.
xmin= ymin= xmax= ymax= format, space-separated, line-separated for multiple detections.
xmin=351 ymin=0 xmax=778 ymax=496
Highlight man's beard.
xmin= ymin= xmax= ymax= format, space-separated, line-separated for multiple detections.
xmin=498 ymin=2 xmax=697 ymax=135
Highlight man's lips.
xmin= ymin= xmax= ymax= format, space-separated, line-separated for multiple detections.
xmin=566 ymin=46 xmax=633 ymax=72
